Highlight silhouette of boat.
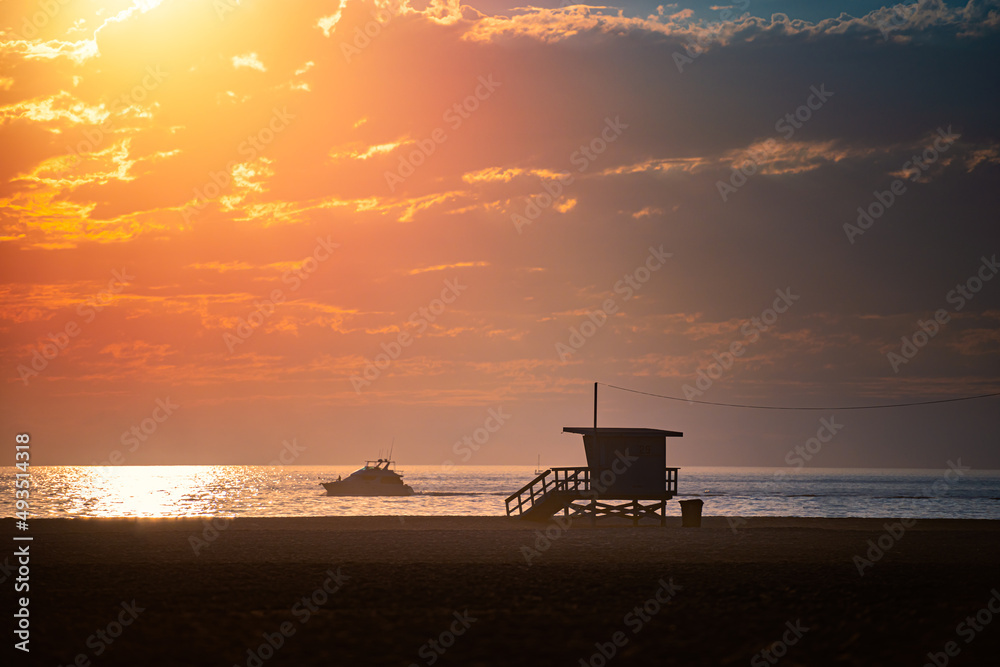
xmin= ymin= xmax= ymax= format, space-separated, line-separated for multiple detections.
xmin=321 ymin=459 xmax=414 ymax=496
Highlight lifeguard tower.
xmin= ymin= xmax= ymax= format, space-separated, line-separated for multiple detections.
xmin=505 ymin=426 xmax=682 ymax=526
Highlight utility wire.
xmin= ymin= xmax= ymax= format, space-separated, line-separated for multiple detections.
xmin=599 ymin=382 xmax=1000 ymax=411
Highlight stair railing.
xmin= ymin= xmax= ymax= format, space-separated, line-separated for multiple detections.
xmin=505 ymin=469 xmax=552 ymax=516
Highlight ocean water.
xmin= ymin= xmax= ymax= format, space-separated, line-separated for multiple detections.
xmin=3 ymin=465 xmax=999 ymax=520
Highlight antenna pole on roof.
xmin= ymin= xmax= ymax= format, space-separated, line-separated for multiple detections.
xmin=388 ymin=437 xmax=394 ymax=462
xmin=592 ymin=382 xmax=599 ymax=526
xmin=594 ymin=381 xmax=598 ymax=431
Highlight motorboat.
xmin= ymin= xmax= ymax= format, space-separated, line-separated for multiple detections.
xmin=321 ymin=459 xmax=414 ymax=496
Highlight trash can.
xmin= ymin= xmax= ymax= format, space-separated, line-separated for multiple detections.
xmin=678 ymin=499 xmax=704 ymax=527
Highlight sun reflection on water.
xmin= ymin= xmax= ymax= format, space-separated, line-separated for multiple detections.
xmin=38 ymin=466 xmax=262 ymax=518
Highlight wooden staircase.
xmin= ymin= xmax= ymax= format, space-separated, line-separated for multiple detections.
xmin=505 ymin=468 xmax=586 ymax=521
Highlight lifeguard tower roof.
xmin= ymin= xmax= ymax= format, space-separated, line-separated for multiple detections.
xmin=562 ymin=427 xmax=683 ymax=437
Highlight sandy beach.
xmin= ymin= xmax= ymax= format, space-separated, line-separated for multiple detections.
xmin=9 ymin=516 xmax=1000 ymax=666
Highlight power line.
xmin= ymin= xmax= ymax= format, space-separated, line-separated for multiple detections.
xmin=599 ymin=382 xmax=1000 ymax=411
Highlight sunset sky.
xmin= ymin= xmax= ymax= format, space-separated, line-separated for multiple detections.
xmin=1 ymin=0 xmax=998 ymax=469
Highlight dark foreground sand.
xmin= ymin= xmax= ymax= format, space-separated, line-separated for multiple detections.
xmin=6 ymin=516 xmax=1000 ymax=666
